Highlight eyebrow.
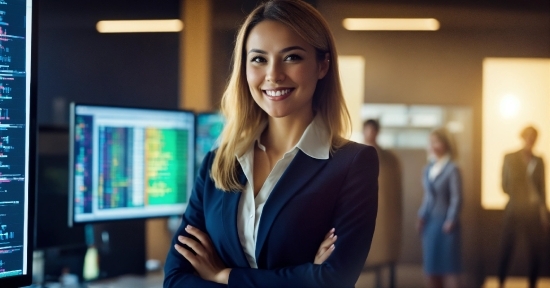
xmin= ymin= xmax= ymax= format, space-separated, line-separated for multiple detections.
xmin=247 ymin=46 xmax=306 ymax=55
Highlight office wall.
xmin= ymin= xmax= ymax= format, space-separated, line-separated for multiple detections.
xmin=37 ymin=0 xmax=180 ymax=125
xmin=317 ymin=1 xmax=550 ymax=284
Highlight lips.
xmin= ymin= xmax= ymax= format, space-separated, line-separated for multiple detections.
xmin=262 ymin=88 xmax=294 ymax=101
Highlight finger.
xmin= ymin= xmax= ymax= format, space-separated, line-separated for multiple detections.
xmin=316 ymin=235 xmax=337 ymax=258
xmin=178 ymin=235 xmax=207 ymax=256
xmin=185 ymin=225 xmax=213 ymax=250
xmin=319 ymin=234 xmax=337 ymax=250
xmin=316 ymin=244 xmax=335 ymax=264
xmin=174 ymin=243 xmax=198 ymax=265
xmin=323 ymin=228 xmax=336 ymax=240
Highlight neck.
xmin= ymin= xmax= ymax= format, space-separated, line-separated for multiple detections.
xmin=262 ymin=111 xmax=314 ymax=155
xmin=435 ymin=154 xmax=448 ymax=161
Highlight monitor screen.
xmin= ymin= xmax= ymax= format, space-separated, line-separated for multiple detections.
xmin=195 ymin=112 xmax=224 ymax=172
xmin=69 ymin=104 xmax=195 ymax=225
xmin=0 ymin=0 xmax=36 ymax=286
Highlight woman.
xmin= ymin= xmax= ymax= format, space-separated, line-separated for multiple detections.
xmin=498 ymin=126 xmax=547 ymax=288
xmin=163 ymin=0 xmax=379 ymax=287
xmin=417 ymin=128 xmax=462 ymax=288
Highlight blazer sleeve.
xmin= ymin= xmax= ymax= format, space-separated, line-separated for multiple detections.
xmin=502 ymin=154 xmax=511 ymax=195
xmin=538 ymin=157 xmax=546 ymax=204
xmin=417 ymin=167 xmax=430 ymax=220
xmin=445 ymin=165 xmax=462 ymax=223
xmin=163 ymin=151 xmax=227 ymax=288
xmin=227 ymin=145 xmax=379 ymax=288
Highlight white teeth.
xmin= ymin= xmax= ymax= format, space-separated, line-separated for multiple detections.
xmin=265 ymin=89 xmax=291 ymax=97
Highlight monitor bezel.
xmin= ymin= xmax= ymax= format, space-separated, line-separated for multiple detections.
xmin=1 ymin=0 xmax=37 ymax=286
xmin=68 ymin=102 xmax=196 ymax=227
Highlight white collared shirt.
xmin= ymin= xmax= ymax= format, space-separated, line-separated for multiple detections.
xmin=428 ymin=154 xmax=451 ymax=182
xmin=235 ymin=115 xmax=331 ymax=268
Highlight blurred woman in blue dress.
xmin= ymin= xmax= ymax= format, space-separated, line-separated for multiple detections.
xmin=417 ymin=128 xmax=462 ymax=288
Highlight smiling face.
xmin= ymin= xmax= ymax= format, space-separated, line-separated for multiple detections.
xmin=245 ymin=20 xmax=329 ymax=120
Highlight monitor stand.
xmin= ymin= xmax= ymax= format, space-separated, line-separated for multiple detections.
xmin=92 ymin=219 xmax=147 ymax=279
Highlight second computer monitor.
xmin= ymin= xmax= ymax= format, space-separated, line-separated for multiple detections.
xmin=195 ymin=112 xmax=224 ymax=172
xmin=68 ymin=104 xmax=195 ymax=226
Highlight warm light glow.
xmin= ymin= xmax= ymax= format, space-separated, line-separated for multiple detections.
xmin=499 ymin=94 xmax=520 ymax=119
xmin=338 ymin=56 xmax=365 ymax=143
xmin=342 ymin=18 xmax=440 ymax=31
xmin=96 ymin=19 xmax=184 ymax=33
xmin=482 ymin=58 xmax=550 ymax=210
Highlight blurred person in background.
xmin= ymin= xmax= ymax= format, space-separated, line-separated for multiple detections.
xmin=417 ymin=128 xmax=462 ymax=288
xmin=363 ymin=119 xmax=403 ymax=288
xmin=498 ymin=126 xmax=548 ymax=288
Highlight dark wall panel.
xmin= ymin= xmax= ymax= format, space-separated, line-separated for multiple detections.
xmin=37 ymin=0 xmax=180 ymax=125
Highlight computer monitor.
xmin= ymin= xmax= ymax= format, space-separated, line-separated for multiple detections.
xmin=68 ymin=104 xmax=195 ymax=226
xmin=195 ymin=112 xmax=224 ymax=172
xmin=0 ymin=0 xmax=37 ymax=286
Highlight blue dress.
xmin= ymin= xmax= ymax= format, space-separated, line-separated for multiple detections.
xmin=418 ymin=161 xmax=462 ymax=275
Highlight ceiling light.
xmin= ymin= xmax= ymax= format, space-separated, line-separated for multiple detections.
xmin=342 ymin=18 xmax=440 ymax=31
xmin=96 ymin=19 xmax=184 ymax=33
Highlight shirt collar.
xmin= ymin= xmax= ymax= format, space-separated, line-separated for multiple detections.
xmin=433 ymin=154 xmax=451 ymax=167
xmin=294 ymin=115 xmax=330 ymax=160
xmin=237 ymin=115 xmax=331 ymax=161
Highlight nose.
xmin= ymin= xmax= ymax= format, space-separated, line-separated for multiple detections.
xmin=266 ymin=61 xmax=285 ymax=83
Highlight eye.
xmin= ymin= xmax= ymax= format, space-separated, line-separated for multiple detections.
xmin=284 ymin=54 xmax=303 ymax=61
xmin=250 ymin=56 xmax=266 ymax=63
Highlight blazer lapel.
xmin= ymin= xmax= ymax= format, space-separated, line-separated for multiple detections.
xmin=433 ymin=161 xmax=449 ymax=183
xmin=255 ymin=150 xmax=328 ymax=264
xmin=221 ymin=167 xmax=250 ymax=267
xmin=424 ymin=163 xmax=437 ymax=196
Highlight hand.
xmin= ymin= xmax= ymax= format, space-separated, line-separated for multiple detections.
xmin=174 ymin=225 xmax=231 ymax=284
xmin=442 ymin=220 xmax=455 ymax=234
xmin=314 ymin=228 xmax=337 ymax=264
xmin=416 ymin=218 xmax=424 ymax=234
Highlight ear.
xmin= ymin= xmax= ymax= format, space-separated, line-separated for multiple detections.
xmin=317 ymin=53 xmax=330 ymax=80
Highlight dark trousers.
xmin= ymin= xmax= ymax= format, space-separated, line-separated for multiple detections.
xmin=498 ymin=210 xmax=543 ymax=288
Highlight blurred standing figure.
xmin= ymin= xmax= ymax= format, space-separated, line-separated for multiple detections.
xmin=363 ymin=119 xmax=403 ymax=288
xmin=417 ymin=128 xmax=462 ymax=288
xmin=498 ymin=126 xmax=548 ymax=288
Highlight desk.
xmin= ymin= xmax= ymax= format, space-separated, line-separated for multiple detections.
xmin=34 ymin=273 xmax=163 ymax=288
xmin=86 ymin=273 xmax=163 ymax=288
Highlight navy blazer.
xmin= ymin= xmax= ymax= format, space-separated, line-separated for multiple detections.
xmin=164 ymin=142 xmax=379 ymax=288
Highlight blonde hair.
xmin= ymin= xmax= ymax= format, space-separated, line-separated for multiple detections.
xmin=431 ymin=127 xmax=458 ymax=160
xmin=211 ymin=0 xmax=351 ymax=192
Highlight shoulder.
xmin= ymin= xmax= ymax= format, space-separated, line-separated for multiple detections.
xmin=504 ymin=150 xmax=521 ymax=161
xmin=447 ymin=161 xmax=461 ymax=175
xmin=333 ymin=141 xmax=378 ymax=162
xmin=198 ymin=149 xmax=218 ymax=173
xmin=330 ymin=142 xmax=378 ymax=174
xmin=423 ymin=162 xmax=433 ymax=172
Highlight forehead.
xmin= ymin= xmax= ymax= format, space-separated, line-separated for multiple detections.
xmin=245 ymin=20 xmax=312 ymax=51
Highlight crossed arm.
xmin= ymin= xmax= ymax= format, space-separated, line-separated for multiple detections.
xmin=174 ymin=226 xmax=338 ymax=284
